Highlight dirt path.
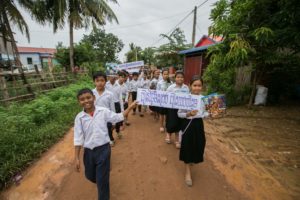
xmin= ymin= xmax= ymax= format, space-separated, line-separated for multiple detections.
xmin=2 ymin=112 xmax=247 ymax=200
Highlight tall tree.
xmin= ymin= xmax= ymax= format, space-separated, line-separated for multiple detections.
xmin=81 ymin=28 xmax=124 ymax=64
xmin=141 ymin=47 xmax=156 ymax=65
xmin=43 ymin=0 xmax=119 ymax=71
xmin=0 ymin=0 xmax=46 ymax=94
xmin=155 ymin=28 xmax=191 ymax=68
xmin=205 ymin=0 xmax=300 ymax=106
xmin=125 ymin=43 xmax=142 ymax=62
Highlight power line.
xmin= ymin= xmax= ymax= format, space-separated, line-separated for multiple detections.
xmin=197 ymin=0 xmax=209 ymax=8
xmin=27 ymin=10 xmax=192 ymax=34
xmin=106 ymin=10 xmax=191 ymax=31
xmin=150 ymin=0 xmax=210 ymax=47
xmin=150 ymin=10 xmax=193 ymax=46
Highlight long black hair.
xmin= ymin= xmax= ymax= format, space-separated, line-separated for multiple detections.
xmin=162 ymin=68 xmax=171 ymax=83
xmin=190 ymin=75 xmax=203 ymax=85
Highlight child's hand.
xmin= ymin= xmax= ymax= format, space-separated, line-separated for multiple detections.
xmin=129 ymin=101 xmax=137 ymax=109
xmin=74 ymin=158 xmax=80 ymax=172
xmin=189 ymin=110 xmax=198 ymax=116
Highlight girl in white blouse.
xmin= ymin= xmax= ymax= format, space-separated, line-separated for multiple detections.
xmin=156 ymin=69 xmax=172 ymax=133
xmin=177 ymin=76 xmax=209 ymax=187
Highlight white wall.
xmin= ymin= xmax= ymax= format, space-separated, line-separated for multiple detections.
xmin=19 ymin=53 xmax=42 ymax=71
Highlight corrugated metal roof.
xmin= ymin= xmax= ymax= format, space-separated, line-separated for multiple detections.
xmin=178 ymin=43 xmax=219 ymax=55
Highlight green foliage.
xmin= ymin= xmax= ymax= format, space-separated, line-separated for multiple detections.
xmin=81 ymin=28 xmax=124 ymax=64
xmin=125 ymin=43 xmax=143 ymax=62
xmin=155 ymin=28 xmax=192 ymax=68
xmin=55 ymin=28 xmax=124 ymax=71
xmin=141 ymin=47 xmax=156 ymax=65
xmin=204 ymin=0 xmax=300 ymax=105
xmin=125 ymin=28 xmax=191 ymax=68
xmin=0 ymin=79 xmax=93 ymax=188
xmin=81 ymin=61 xmax=105 ymax=77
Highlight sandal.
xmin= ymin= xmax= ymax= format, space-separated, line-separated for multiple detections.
xmin=185 ymin=178 xmax=193 ymax=187
xmin=125 ymin=121 xmax=131 ymax=126
xmin=165 ymin=137 xmax=171 ymax=144
xmin=175 ymin=142 xmax=181 ymax=149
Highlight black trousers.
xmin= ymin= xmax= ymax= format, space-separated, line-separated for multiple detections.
xmin=84 ymin=143 xmax=111 ymax=200
xmin=131 ymin=91 xmax=141 ymax=112
xmin=114 ymin=102 xmax=123 ymax=133
xmin=107 ymin=122 xmax=114 ymax=141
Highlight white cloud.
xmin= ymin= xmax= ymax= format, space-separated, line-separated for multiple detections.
xmin=13 ymin=0 xmax=218 ymax=62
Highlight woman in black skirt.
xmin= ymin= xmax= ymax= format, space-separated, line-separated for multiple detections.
xmin=165 ymin=71 xmax=189 ymax=147
xmin=156 ymin=69 xmax=172 ymax=133
xmin=177 ymin=76 xmax=209 ymax=187
xmin=149 ymin=69 xmax=160 ymax=120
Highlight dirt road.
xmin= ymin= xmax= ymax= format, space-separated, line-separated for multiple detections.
xmin=1 ymin=112 xmax=246 ymax=200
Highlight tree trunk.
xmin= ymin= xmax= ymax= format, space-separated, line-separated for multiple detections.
xmin=3 ymin=14 xmax=34 ymax=95
xmin=248 ymin=69 xmax=257 ymax=107
xmin=69 ymin=19 xmax=74 ymax=72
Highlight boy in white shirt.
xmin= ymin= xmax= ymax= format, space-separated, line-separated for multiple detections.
xmin=74 ymin=88 xmax=136 ymax=200
xmin=130 ymin=72 xmax=142 ymax=116
xmin=106 ymin=73 xmax=124 ymax=139
xmin=92 ymin=71 xmax=116 ymax=146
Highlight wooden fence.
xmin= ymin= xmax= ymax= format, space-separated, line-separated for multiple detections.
xmin=0 ymin=70 xmax=88 ymax=104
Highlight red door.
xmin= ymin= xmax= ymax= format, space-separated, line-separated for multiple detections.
xmin=184 ymin=55 xmax=202 ymax=84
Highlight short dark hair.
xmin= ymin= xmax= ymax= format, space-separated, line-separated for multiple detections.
xmin=122 ymin=70 xmax=129 ymax=75
xmin=92 ymin=71 xmax=107 ymax=81
xmin=175 ymin=70 xmax=184 ymax=77
xmin=77 ymin=88 xmax=94 ymax=99
xmin=132 ymin=72 xmax=139 ymax=76
xmin=190 ymin=75 xmax=203 ymax=85
xmin=118 ymin=71 xmax=126 ymax=77
xmin=162 ymin=68 xmax=169 ymax=74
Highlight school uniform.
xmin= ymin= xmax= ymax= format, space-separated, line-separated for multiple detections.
xmin=116 ymin=80 xmax=129 ymax=110
xmin=93 ymin=88 xmax=115 ymax=142
xmin=74 ymin=106 xmax=125 ymax=200
xmin=177 ymin=96 xmax=209 ymax=164
xmin=156 ymin=80 xmax=172 ymax=115
xmin=140 ymin=78 xmax=151 ymax=89
xmin=129 ymin=79 xmax=141 ymax=113
xmin=106 ymin=81 xmax=124 ymax=133
xmin=165 ymin=84 xmax=190 ymax=134
xmin=149 ymin=78 xmax=159 ymax=112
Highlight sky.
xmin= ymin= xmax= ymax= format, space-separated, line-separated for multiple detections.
xmin=14 ymin=0 xmax=218 ymax=62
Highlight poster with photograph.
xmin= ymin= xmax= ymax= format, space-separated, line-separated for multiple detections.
xmin=202 ymin=93 xmax=226 ymax=118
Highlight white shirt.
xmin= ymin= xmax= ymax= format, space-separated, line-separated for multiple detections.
xmin=167 ymin=83 xmax=190 ymax=94
xmin=116 ymin=80 xmax=129 ymax=103
xmin=150 ymin=78 xmax=159 ymax=89
xmin=177 ymin=94 xmax=209 ymax=119
xmin=92 ymin=88 xmax=115 ymax=112
xmin=129 ymin=79 xmax=139 ymax=92
xmin=106 ymin=81 xmax=122 ymax=102
xmin=74 ymin=106 xmax=124 ymax=149
xmin=140 ymin=78 xmax=151 ymax=89
xmin=157 ymin=80 xmax=172 ymax=91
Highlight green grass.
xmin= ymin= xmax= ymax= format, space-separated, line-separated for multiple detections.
xmin=0 ymin=77 xmax=93 ymax=189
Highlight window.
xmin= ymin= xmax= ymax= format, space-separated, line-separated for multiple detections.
xmin=27 ymin=57 xmax=33 ymax=64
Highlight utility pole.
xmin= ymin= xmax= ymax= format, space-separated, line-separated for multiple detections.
xmin=192 ymin=6 xmax=197 ymax=46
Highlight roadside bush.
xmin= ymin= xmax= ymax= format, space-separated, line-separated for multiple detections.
xmin=0 ymin=79 xmax=93 ymax=189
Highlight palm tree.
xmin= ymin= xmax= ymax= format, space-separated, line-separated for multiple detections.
xmin=44 ymin=0 xmax=119 ymax=72
xmin=0 ymin=0 xmax=45 ymax=94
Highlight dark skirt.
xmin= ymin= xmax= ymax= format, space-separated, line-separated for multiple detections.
xmin=157 ymin=107 xmax=168 ymax=115
xmin=166 ymin=108 xmax=182 ymax=133
xmin=180 ymin=118 xmax=206 ymax=164
xmin=149 ymin=106 xmax=158 ymax=112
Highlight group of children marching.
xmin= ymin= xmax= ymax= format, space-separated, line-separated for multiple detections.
xmin=74 ymin=68 xmax=208 ymax=200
